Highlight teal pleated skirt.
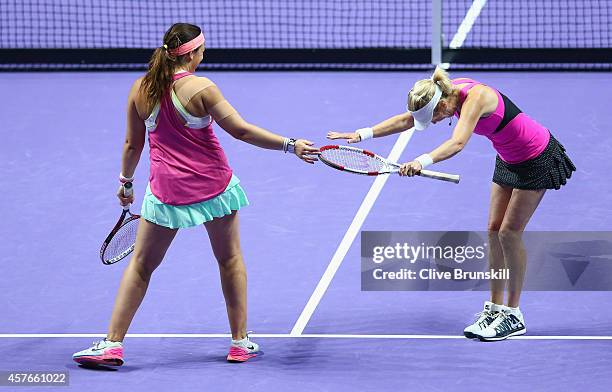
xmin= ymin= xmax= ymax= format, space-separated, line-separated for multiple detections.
xmin=141 ymin=174 xmax=249 ymax=229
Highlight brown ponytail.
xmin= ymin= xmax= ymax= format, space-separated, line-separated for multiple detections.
xmin=140 ymin=23 xmax=202 ymax=113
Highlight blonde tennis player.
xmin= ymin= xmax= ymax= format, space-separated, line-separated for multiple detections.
xmin=328 ymin=67 xmax=575 ymax=341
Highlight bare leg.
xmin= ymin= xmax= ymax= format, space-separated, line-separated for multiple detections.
xmin=204 ymin=211 xmax=247 ymax=340
xmin=487 ymin=183 xmax=513 ymax=305
xmin=499 ymin=188 xmax=546 ymax=308
xmin=107 ymin=219 xmax=178 ymax=342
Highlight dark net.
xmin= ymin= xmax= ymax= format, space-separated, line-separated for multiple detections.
xmin=443 ymin=0 xmax=611 ymax=49
xmin=441 ymin=0 xmax=611 ymax=70
xmin=0 ymin=0 xmax=610 ymax=70
xmin=0 ymin=0 xmax=427 ymax=49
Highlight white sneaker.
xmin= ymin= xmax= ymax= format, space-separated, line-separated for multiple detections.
xmin=478 ymin=308 xmax=526 ymax=341
xmin=227 ymin=332 xmax=259 ymax=362
xmin=463 ymin=301 xmax=502 ymax=339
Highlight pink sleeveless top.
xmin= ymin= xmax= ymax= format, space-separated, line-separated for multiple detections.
xmin=452 ymin=78 xmax=550 ymax=164
xmin=147 ymin=72 xmax=232 ymax=206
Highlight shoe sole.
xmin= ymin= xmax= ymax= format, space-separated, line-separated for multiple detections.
xmin=464 ymin=331 xmax=479 ymax=339
xmin=226 ymin=353 xmax=257 ymax=363
xmin=478 ymin=328 xmax=527 ymax=342
xmin=226 ymin=346 xmax=259 ymax=363
xmin=73 ymin=356 xmax=124 ymax=367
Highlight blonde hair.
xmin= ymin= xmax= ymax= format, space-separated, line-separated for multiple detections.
xmin=407 ymin=66 xmax=453 ymax=111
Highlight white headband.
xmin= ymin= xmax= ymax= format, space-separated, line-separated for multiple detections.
xmin=407 ymin=83 xmax=442 ymax=131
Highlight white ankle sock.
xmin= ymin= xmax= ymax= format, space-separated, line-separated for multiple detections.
xmin=232 ymin=336 xmax=248 ymax=345
xmin=505 ymin=306 xmax=522 ymax=315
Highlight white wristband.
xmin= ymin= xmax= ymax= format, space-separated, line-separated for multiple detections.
xmin=119 ymin=172 xmax=134 ymax=183
xmin=356 ymin=127 xmax=374 ymax=141
xmin=414 ymin=154 xmax=434 ymax=169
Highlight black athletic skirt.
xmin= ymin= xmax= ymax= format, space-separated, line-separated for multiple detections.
xmin=493 ymin=133 xmax=576 ymax=190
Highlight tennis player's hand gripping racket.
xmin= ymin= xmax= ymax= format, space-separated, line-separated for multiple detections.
xmin=100 ymin=182 xmax=140 ymax=265
xmin=319 ymin=145 xmax=460 ymax=183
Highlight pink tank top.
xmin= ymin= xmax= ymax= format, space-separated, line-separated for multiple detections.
xmin=147 ymin=72 xmax=232 ymax=205
xmin=452 ymin=78 xmax=550 ymax=164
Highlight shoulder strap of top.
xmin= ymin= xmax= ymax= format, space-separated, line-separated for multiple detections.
xmin=170 ymin=89 xmax=213 ymax=127
xmin=452 ymin=78 xmax=480 ymax=117
xmin=451 ymin=78 xmax=482 ymax=103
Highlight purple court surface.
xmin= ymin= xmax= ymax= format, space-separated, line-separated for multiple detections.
xmin=1 ymin=71 xmax=612 ymax=391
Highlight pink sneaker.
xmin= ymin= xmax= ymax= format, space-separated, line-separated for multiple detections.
xmin=226 ymin=334 xmax=259 ymax=363
xmin=72 ymin=339 xmax=124 ymax=367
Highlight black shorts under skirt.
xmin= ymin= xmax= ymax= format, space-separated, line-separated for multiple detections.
xmin=493 ymin=133 xmax=576 ymax=190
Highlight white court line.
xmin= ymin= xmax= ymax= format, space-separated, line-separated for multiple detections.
xmin=290 ymin=129 xmax=415 ymax=336
xmin=441 ymin=0 xmax=488 ymax=69
xmin=1 ymin=333 xmax=611 ymax=340
xmin=449 ymin=0 xmax=488 ymax=49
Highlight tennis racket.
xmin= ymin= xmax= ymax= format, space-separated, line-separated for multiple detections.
xmin=100 ymin=182 xmax=140 ymax=265
xmin=319 ymin=145 xmax=460 ymax=183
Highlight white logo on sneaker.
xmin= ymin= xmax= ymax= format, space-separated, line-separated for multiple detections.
xmin=494 ymin=313 xmax=524 ymax=334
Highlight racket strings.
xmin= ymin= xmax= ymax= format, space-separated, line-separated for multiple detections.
xmin=321 ymin=148 xmax=386 ymax=172
xmin=103 ymin=218 xmax=139 ymax=263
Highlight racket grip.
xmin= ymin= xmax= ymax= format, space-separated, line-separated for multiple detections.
xmin=121 ymin=182 xmax=133 ymax=210
xmin=419 ymin=169 xmax=460 ymax=184
xmin=122 ymin=182 xmax=134 ymax=197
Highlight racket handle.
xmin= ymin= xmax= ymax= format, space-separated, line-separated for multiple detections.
xmin=418 ymin=169 xmax=460 ymax=184
xmin=122 ymin=182 xmax=133 ymax=210
xmin=122 ymin=182 xmax=134 ymax=197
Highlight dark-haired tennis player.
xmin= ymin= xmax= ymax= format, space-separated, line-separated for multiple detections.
xmin=73 ymin=23 xmax=319 ymax=366
xmin=328 ymin=67 xmax=575 ymax=341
